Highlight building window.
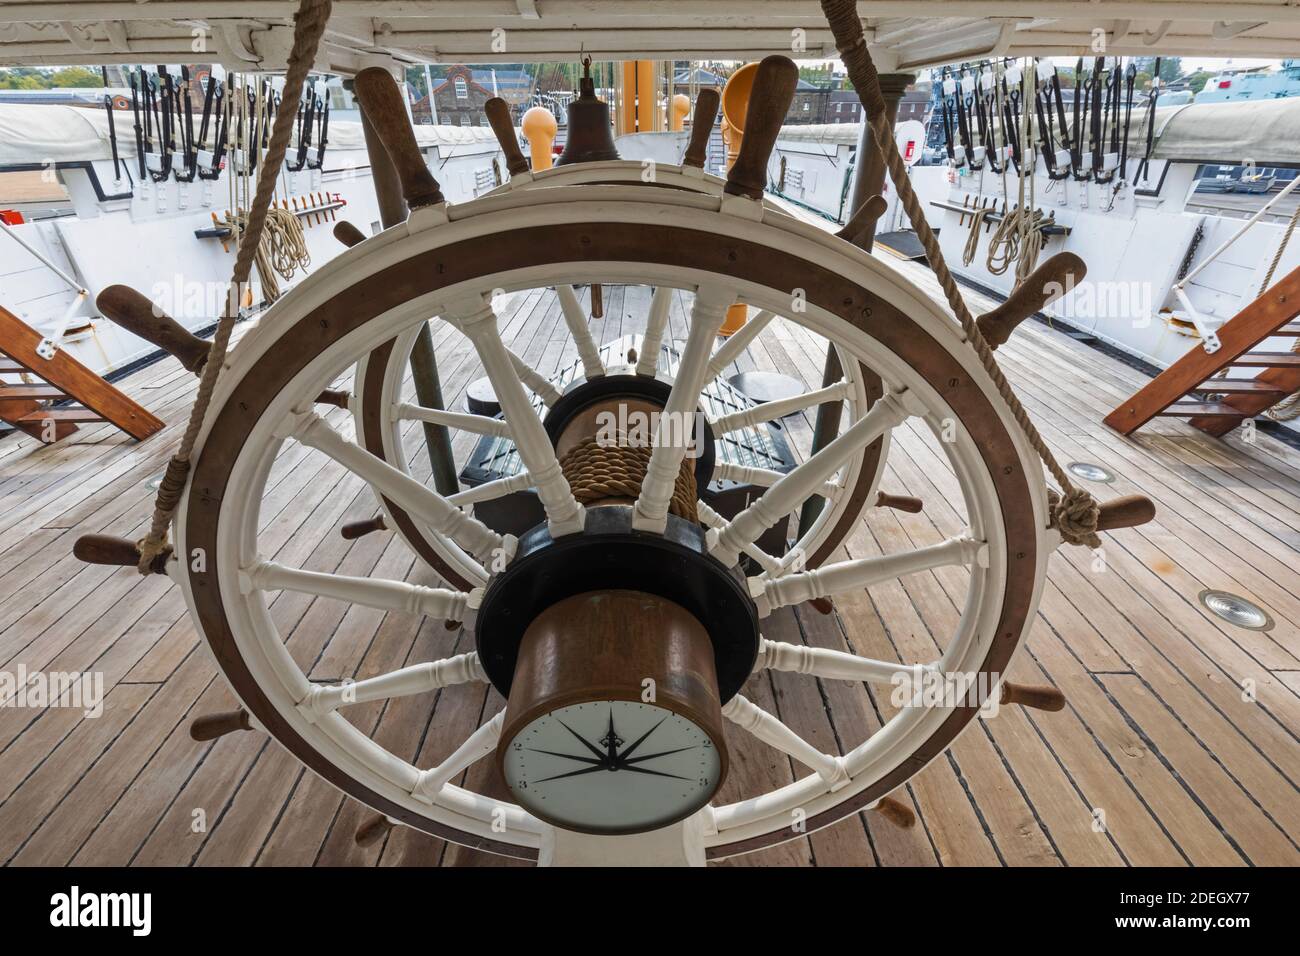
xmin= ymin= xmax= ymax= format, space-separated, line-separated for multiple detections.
xmin=455 ymin=77 xmax=468 ymax=99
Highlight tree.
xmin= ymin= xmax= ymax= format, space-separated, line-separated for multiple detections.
xmin=49 ymin=66 xmax=102 ymax=88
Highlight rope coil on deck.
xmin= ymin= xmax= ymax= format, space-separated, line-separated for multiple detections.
xmin=819 ymin=0 xmax=1100 ymax=548
xmin=559 ymin=434 xmax=699 ymax=523
xmin=134 ymin=0 xmax=334 ymax=573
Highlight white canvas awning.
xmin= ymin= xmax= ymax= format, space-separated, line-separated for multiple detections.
xmin=0 ymin=2 xmax=1297 ymax=71
xmin=1150 ymin=98 xmax=1300 ymax=167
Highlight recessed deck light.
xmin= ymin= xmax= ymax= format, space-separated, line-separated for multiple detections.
xmin=1068 ymin=461 xmax=1115 ymax=483
xmin=145 ymin=474 xmax=163 ymax=491
xmin=1198 ymin=590 xmax=1274 ymax=631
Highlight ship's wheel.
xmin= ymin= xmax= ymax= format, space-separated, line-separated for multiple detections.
xmin=81 ymin=57 xmax=1152 ymax=864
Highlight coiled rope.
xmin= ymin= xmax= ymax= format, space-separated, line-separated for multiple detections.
xmin=819 ymin=0 xmax=1100 ymax=547
xmin=136 ymin=0 xmax=333 ymax=572
xmin=559 ymin=435 xmax=699 ymax=523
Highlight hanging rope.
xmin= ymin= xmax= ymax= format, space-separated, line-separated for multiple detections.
xmin=1260 ymin=202 xmax=1300 ymax=422
xmin=819 ymin=0 xmax=1100 ymax=547
xmin=987 ymin=205 xmax=1047 ymax=282
xmin=220 ymin=205 xmax=312 ymax=301
xmin=135 ymin=0 xmax=333 ymax=572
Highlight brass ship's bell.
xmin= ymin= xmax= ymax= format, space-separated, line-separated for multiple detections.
xmin=557 ymin=59 xmax=620 ymax=166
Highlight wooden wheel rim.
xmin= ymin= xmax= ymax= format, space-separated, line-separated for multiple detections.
xmin=176 ymin=190 xmax=1046 ymax=860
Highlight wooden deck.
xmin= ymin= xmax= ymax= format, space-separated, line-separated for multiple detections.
xmin=0 ymin=262 xmax=1297 ymax=867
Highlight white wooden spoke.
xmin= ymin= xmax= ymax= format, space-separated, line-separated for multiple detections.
xmin=556 ymin=284 xmax=606 ymax=380
xmin=753 ymin=536 xmax=987 ymax=617
xmin=395 ymin=401 xmax=510 ymax=438
xmin=448 ymin=471 xmax=533 ymax=507
xmin=704 ymin=309 xmax=775 ymax=381
xmin=722 ymin=694 xmax=849 ymax=791
xmin=411 ymin=711 xmax=505 ymax=805
xmin=241 ymin=559 xmax=474 ymax=620
xmin=507 ymin=348 xmax=563 ymax=406
xmin=696 ymin=499 xmax=782 ymax=574
xmin=287 ymin=408 xmax=508 ymax=568
xmin=298 ymin=651 xmax=487 ymax=722
xmin=711 ymin=379 xmax=851 ymax=435
xmin=708 ymin=389 xmax=923 ymax=567
xmin=712 ymin=461 xmax=841 ymax=502
xmin=755 ymin=638 xmax=929 ymax=686
xmin=448 ymin=297 xmax=586 ymax=538
xmin=636 ymin=286 xmax=673 ymax=377
xmin=632 ymin=283 xmax=734 ymax=533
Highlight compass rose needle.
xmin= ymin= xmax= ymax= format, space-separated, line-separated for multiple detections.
xmin=618 ymin=764 xmax=692 ymax=781
xmin=526 ymin=748 xmax=604 ymax=765
xmin=622 ymin=746 xmax=699 ymax=766
xmin=556 ymin=718 xmax=607 ymax=761
xmin=614 ymin=715 xmax=669 ymax=762
xmin=534 ymin=764 xmax=610 ymax=784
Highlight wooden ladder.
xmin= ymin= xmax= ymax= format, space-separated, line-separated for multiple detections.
xmin=0 ymin=303 xmax=164 ymax=443
xmin=1104 ymin=263 xmax=1300 ymax=438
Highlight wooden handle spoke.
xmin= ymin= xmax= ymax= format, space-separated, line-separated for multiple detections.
xmin=485 ymin=97 xmax=529 ymax=176
xmin=872 ymin=795 xmax=916 ymax=829
xmin=876 ymin=492 xmax=924 ymax=513
xmin=341 ymin=515 xmax=387 ymax=540
xmin=1095 ymin=494 xmax=1156 ymax=531
xmin=354 ymin=813 xmax=394 ymax=847
xmin=976 ymin=252 xmax=1087 ymax=349
xmin=333 ymin=220 xmax=366 ymax=247
xmin=353 ymin=67 xmax=445 ymax=209
xmin=1000 ymin=681 xmax=1066 ymax=712
xmin=836 ymin=194 xmax=889 ymax=247
xmin=683 ymin=88 xmax=720 ymax=169
xmin=725 ymin=56 xmax=799 ymax=200
xmin=73 ymin=533 xmax=169 ymax=573
xmin=96 ymin=284 xmax=209 ymax=373
xmin=190 ymin=708 xmax=253 ymax=741
xmin=315 ymin=388 xmax=351 ymax=409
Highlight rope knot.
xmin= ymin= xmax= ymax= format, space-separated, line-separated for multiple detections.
xmin=1049 ymin=487 xmax=1101 ymax=550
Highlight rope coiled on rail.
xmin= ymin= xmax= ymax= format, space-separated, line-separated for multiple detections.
xmin=135 ymin=0 xmax=333 ymax=573
xmin=820 ymin=0 xmax=1100 ymax=547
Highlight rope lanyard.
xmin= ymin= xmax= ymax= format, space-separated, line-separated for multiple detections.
xmin=818 ymin=0 xmax=1100 ymax=547
xmin=136 ymin=0 xmax=334 ymax=572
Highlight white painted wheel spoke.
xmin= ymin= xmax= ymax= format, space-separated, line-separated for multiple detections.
xmin=242 ymin=559 xmax=474 ymax=620
xmin=395 ymin=402 xmax=510 ymax=438
xmin=632 ymin=283 xmax=734 ymax=533
xmin=753 ymin=535 xmax=987 ymax=616
xmin=712 ymin=461 xmax=841 ymax=502
xmin=556 ymin=284 xmax=606 ymax=380
xmin=287 ymin=408 xmax=508 ymax=568
xmin=447 ymin=296 xmax=585 ymax=537
xmin=704 ymin=309 xmax=775 ymax=381
xmin=507 ymin=348 xmax=563 ymax=406
xmin=755 ymin=638 xmax=929 ymax=686
xmin=722 ymin=694 xmax=849 ymax=790
xmin=708 ymin=389 xmax=923 ymax=567
xmin=711 ymin=379 xmax=851 ymax=435
xmin=298 ymin=652 xmax=487 ymax=721
xmin=696 ymin=499 xmax=782 ymax=573
xmin=636 ymin=286 xmax=673 ymax=377
xmin=411 ymin=711 xmax=505 ymax=804
xmin=448 ymin=471 xmax=533 ymax=507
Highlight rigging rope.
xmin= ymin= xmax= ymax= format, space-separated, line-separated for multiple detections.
xmin=819 ymin=0 xmax=1100 ymax=547
xmin=136 ymin=0 xmax=333 ymax=572
xmin=1260 ymin=202 xmax=1300 ymax=422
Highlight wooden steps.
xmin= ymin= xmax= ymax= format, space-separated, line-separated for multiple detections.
xmin=1104 ymin=264 xmax=1300 ymax=438
xmin=0 ymin=304 xmax=164 ymax=444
